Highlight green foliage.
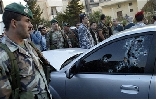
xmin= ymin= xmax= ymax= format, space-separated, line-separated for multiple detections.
xmin=105 ymin=16 xmax=112 ymax=25
xmin=55 ymin=12 xmax=68 ymax=26
xmin=89 ymin=11 xmax=112 ymax=25
xmin=40 ymin=18 xmax=51 ymax=28
xmin=89 ymin=11 xmax=101 ymax=23
xmin=55 ymin=0 xmax=83 ymax=26
xmin=26 ymin=0 xmax=43 ymax=29
xmin=142 ymin=0 xmax=156 ymax=24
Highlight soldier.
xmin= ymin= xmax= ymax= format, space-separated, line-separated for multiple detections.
xmin=131 ymin=11 xmax=146 ymax=28
xmin=0 ymin=3 xmax=52 ymax=99
xmin=62 ymin=22 xmax=79 ymax=48
xmin=47 ymin=19 xmax=65 ymax=50
xmin=97 ymin=14 xmax=110 ymax=42
xmin=78 ymin=13 xmax=94 ymax=49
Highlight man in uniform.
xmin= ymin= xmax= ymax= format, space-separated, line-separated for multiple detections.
xmin=97 ymin=14 xmax=110 ymax=42
xmin=47 ymin=19 xmax=65 ymax=50
xmin=0 ymin=3 xmax=52 ymax=99
xmin=131 ymin=11 xmax=146 ymax=28
xmin=78 ymin=13 xmax=94 ymax=49
xmin=62 ymin=22 xmax=79 ymax=48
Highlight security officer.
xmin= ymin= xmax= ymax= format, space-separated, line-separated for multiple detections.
xmin=78 ymin=13 xmax=94 ymax=49
xmin=47 ymin=19 xmax=65 ymax=50
xmin=0 ymin=3 xmax=52 ymax=99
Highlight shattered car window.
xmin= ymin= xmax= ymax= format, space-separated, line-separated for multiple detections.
xmin=79 ymin=35 xmax=153 ymax=73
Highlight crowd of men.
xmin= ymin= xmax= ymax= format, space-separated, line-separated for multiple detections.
xmin=26 ymin=10 xmax=156 ymax=51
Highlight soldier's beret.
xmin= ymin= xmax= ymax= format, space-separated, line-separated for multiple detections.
xmin=51 ymin=19 xmax=58 ymax=24
xmin=135 ymin=11 xmax=144 ymax=17
xmin=4 ymin=3 xmax=33 ymax=19
xmin=63 ymin=22 xmax=70 ymax=27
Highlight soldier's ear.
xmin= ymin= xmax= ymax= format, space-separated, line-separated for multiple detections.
xmin=11 ymin=19 xmax=17 ymax=28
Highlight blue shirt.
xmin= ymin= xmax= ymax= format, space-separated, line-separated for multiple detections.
xmin=78 ymin=23 xmax=94 ymax=49
xmin=40 ymin=35 xmax=47 ymax=51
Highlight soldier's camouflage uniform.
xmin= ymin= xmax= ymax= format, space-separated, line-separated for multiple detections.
xmin=62 ymin=30 xmax=79 ymax=48
xmin=78 ymin=23 xmax=94 ymax=49
xmin=97 ymin=21 xmax=110 ymax=41
xmin=0 ymin=36 xmax=51 ymax=99
xmin=48 ymin=30 xmax=65 ymax=50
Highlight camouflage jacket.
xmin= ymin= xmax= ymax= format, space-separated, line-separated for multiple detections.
xmin=0 ymin=36 xmax=51 ymax=99
xmin=63 ymin=30 xmax=79 ymax=48
xmin=78 ymin=23 xmax=94 ymax=49
xmin=48 ymin=30 xmax=65 ymax=50
xmin=97 ymin=21 xmax=110 ymax=41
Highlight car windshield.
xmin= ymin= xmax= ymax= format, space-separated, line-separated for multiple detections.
xmin=60 ymin=53 xmax=82 ymax=70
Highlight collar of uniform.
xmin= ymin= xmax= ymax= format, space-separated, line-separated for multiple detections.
xmin=2 ymin=36 xmax=18 ymax=52
xmin=1 ymin=36 xmax=30 ymax=56
xmin=81 ymin=23 xmax=88 ymax=28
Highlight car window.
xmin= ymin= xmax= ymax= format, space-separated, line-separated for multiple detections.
xmin=78 ymin=34 xmax=153 ymax=74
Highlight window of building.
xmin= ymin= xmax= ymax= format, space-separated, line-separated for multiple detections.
xmin=78 ymin=34 xmax=153 ymax=74
xmin=0 ymin=1 xmax=3 ymax=14
xmin=51 ymin=7 xmax=57 ymax=15
xmin=117 ymin=11 xmax=122 ymax=18
xmin=130 ymin=9 xmax=133 ymax=12
xmin=129 ymin=2 xmax=132 ymax=6
xmin=90 ymin=0 xmax=94 ymax=2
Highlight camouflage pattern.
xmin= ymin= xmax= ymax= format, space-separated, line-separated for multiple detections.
xmin=0 ymin=36 xmax=51 ymax=99
xmin=131 ymin=22 xmax=146 ymax=28
xmin=97 ymin=21 xmax=110 ymax=40
xmin=62 ymin=30 xmax=79 ymax=48
xmin=48 ymin=30 xmax=65 ymax=50
xmin=78 ymin=23 xmax=94 ymax=49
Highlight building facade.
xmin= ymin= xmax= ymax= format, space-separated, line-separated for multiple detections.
xmin=98 ymin=0 xmax=148 ymax=19
xmin=37 ymin=0 xmax=63 ymax=21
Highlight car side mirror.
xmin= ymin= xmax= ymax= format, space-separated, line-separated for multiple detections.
xmin=66 ymin=65 xmax=76 ymax=79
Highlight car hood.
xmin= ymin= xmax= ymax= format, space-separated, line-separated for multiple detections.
xmin=42 ymin=48 xmax=88 ymax=71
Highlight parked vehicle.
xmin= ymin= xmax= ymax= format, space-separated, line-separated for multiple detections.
xmin=42 ymin=48 xmax=87 ymax=71
xmin=49 ymin=25 xmax=156 ymax=99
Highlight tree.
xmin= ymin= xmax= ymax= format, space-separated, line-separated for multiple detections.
xmin=55 ymin=0 xmax=83 ymax=26
xmin=26 ymin=0 xmax=43 ymax=29
xmin=55 ymin=12 xmax=68 ymax=27
xmin=89 ymin=11 xmax=101 ymax=23
xmin=40 ymin=18 xmax=51 ymax=28
xmin=142 ymin=0 xmax=156 ymax=24
xmin=65 ymin=0 xmax=84 ymax=26
xmin=89 ymin=11 xmax=112 ymax=25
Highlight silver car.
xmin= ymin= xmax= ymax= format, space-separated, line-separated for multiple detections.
xmin=49 ymin=25 xmax=156 ymax=99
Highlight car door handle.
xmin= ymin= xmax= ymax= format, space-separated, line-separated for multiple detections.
xmin=120 ymin=85 xmax=139 ymax=94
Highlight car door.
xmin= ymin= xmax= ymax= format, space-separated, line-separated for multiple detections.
xmin=65 ymin=32 xmax=154 ymax=99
